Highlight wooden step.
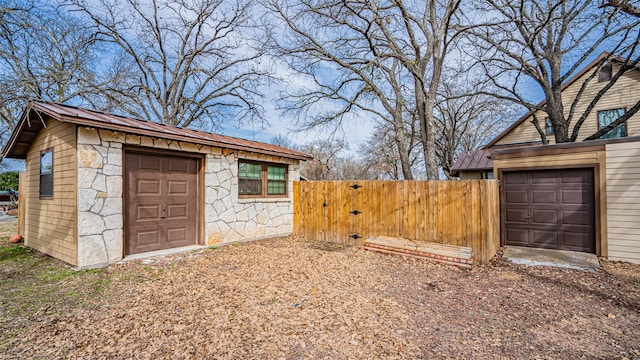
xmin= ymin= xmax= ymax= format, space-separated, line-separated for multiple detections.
xmin=364 ymin=236 xmax=473 ymax=268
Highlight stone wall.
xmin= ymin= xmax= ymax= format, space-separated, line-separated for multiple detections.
xmin=204 ymin=150 xmax=298 ymax=244
xmin=76 ymin=127 xmax=300 ymax=268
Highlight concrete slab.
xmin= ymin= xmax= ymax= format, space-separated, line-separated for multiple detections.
xmin=503 ymin=246 xmax=600 ymax=271
xmin=118 ymin=245 xmax=207 ymax=263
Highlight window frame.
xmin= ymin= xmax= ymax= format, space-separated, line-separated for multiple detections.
xmin=238 ymin=160 xmax=288 ymax=199
xmin=597 ymin=108 xmax=627 ymax=139
xmin=39 ymin=148 xmax=54 ymax=199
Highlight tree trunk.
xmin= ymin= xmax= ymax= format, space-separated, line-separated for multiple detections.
xmin=415 ymin=78 xmax=439 ymax=180
xmin=391 ymin=110 xmax=414 ymax=180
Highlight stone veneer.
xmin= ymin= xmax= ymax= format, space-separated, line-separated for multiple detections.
xmin=76 ymin=127 xmax=300 ymax=268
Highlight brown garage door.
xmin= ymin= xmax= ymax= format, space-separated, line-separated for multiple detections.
xmin=503 ymin=168 xmax=595 ymax=253
xmin=125 ymin=152 xmax=200 ymax=255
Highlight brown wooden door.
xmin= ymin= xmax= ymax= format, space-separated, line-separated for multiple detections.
xmin=125 ymin=152 xmax=200 ymax=255
xmin=503 ymin=168 xmax=595 ymax=253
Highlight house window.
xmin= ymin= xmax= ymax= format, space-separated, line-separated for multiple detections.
xmin=598 ymin=108 xmax=627 ymax=139
xmin=545 ymin=118 xmax=554 ymax=136
xmin=598 ymin=65 xmax=612 ymax=82
xmin=40 ymin=150 xmax=53 ymax=198
xmin=238 ymin=160 xmax=288 ymax=197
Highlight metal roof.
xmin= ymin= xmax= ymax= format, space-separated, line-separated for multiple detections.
xmin=2 ymin=101 xmax=312 ymax=161
xmin=450 ymin=149 xmax=493 ymax=177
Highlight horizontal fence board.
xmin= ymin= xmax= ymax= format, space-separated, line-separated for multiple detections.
xmin=293 ymin=180 xmax=500 ymax=264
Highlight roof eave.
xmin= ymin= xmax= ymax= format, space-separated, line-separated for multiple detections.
xmin=12 ymin=102 xmax=313 ymax=162
xmin=2 ymin=105 xmax=35 ymax=159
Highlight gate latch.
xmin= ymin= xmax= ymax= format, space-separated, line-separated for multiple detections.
xmin=350 ymin=210 xmax=362 ymax=215
xmin=351 ymin=184 xmax=362 ymax=189
xmin=350 ymin=234 xmax=361 ymax=240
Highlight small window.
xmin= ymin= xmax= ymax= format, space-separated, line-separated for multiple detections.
xmin=545 ymin=118 xmax=554 ymax=136
xmin=598 ymin=65 xmax=612 ymax=82
xmin=238 ymin=160 xmax=288 ymax=198
xmin=267 ymin=165 xmax=287 ymax=195
xmin=40 ymin=150 xmax=53 ymax=198
xmin=598 ymin=108 xmax=627 ymax=139
xmin=239 ymin=162 xmax=262 ymax=195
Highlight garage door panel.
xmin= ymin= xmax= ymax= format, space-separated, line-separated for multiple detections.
xmin=138 ymin=156 xmax=162 ymax=171
xmin=504 ymin=169 xmax=595 ymax=253
xmin=531 ymin=190 xmax=557 ymax=204
xmin=532 ymin=230 xmax=558 ymax=246
xmin=531 ymin=173 xmax=557 ymax=184
xmin=505 ymin=190 xmax=528 ymax=204
xmin=166 ymin=227 xmax=189 ymax=245
xmin=125 ymin=152 xmax=200 ymax=255
xmin=136 ymin=230 xmax=161 ymax=246
xmin=532 ymin=209 xmax=558 ymax=225
xmin=167 ymin=181 xmax=189 ymax=195
xmin=506 ymin=208 xmax=529 ymax=223
xmin=506 ymin=228 xmax=529 ymax=246
xmin=167 ymin=204 xmax=188 ymax=219
xmin=137 ymin=205 xmax=161 ymax=221
xmin=561 ymin=189 xmax=589 ymax=204
xmin=562 ymin=232 xmax=594 ymax=252
xmin=560 ymin=170 xmax=590 ymax=184
xmin=561 ymin=210 xmax=591 ymax=226
xmin=506 ymin=172 xmax=528 ymax=184
xmin=137 ymin=179 xmax=161 ymax=195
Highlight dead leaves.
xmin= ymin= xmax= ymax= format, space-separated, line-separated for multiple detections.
xmin=1 ymin=237 xmax=640 ymax=359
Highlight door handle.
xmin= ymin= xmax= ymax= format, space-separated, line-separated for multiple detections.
xmin=161 ymin=204 xmax=166 ymax=219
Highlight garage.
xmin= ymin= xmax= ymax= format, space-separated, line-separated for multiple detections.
xmin=125 ymin=151 xmax=201 ymax=255
xmin=503 ymin=168 xmax=595 ymax=253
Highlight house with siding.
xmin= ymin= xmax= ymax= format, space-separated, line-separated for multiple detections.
xmin=2 ymin=101 xmax=312 ymax=268
xmin=451 ymin=52 xmax=640 ymax=264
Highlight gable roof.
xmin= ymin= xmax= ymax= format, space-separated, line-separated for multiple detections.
xmin=449 ymin=149 xmax=492 ymax=177
xmin=2 ymin=101 xmax=312 ymax=161
xmin=484 ymin=52 xmax=633 ymax=148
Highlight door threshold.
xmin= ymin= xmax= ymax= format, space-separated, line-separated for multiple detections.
xmin=120 ymin=245 xmax=207 ymax=263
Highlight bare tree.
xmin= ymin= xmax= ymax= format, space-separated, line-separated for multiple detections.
xmin=604 ymin=0 xmax=640 ymax=17
xmin=363 ymin=0 xmax=467 ymax=179
xmin=269 ymin=134 xmax=298 ymax=150
xmin=334 ymin=155 xmax=378 ymax=180
xmin=299 ymin=138 xmax=347 ymax=180
xmin=267 ymin=0 xmax=469 ymax=179
xmin=435 ymin=80 xmax=512 ymax=177
xmin=358 ymin=121 xmax=422 ymax=180
xmin=472 ymin=0 xmax=640 ymax=143
xmin=0 ymin=1 xmax=100 ymax=137
xmin=70 ymin=0 xmax=272 ymax=129
xmin=266 ymin=0 xmax=419 ymax=179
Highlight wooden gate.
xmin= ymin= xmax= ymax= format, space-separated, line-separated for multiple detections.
xmin=293 ymin=180 xmax=500 ymax=264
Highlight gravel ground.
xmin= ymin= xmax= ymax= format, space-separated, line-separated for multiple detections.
xmin=3 ymin=236 xmax=640 ymax=359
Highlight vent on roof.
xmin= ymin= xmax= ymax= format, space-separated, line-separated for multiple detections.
xmin=598 ymin=65 xmax=612 ymax=82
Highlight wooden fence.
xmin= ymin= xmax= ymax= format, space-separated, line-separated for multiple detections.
xmin=293 ymin=180 xmax=500 ymax=264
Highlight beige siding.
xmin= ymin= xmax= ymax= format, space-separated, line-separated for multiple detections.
xmin=496 ymin=65 xmax=640 ymax=146
xmin=459 ymin=171 xmax=482 ymax=180
xmin=605 ymin=141 xmax=640 ymax=264
xmin=24 ymin=118 xmax=77 ymax=265
xmin=493 ymin=151 xmax=601 ymax=168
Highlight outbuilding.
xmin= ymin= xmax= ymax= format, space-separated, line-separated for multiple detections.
xmin=2 ymin=102 xmax=312 ymax=268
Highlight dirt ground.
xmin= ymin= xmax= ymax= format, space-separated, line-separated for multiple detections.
xmin=1 ymin=226 xmax=639 ymax=359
